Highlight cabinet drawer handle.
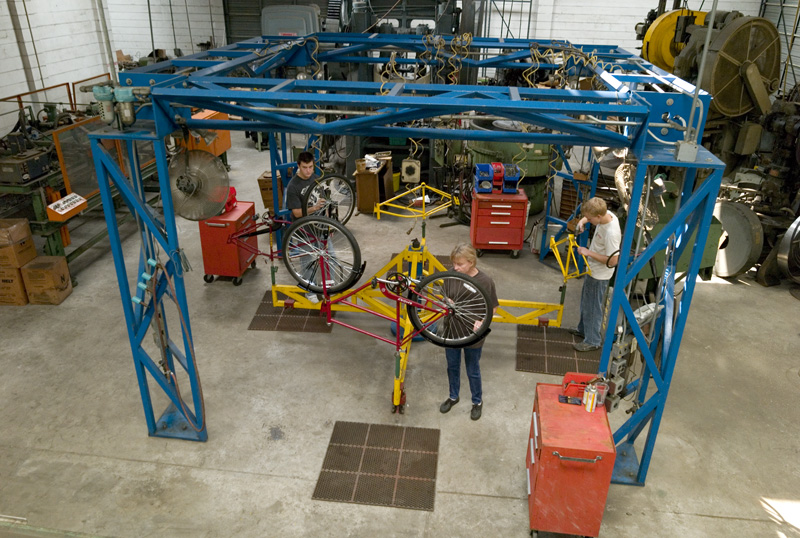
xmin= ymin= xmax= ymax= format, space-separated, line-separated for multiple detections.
xmin=533 ymin=411 xmax=538 ymax=450
xmin=488 ymin=241 xmax=509 ymax=245
xmin=491 ymin=204 xmax=512 ymax=208
xmin=489 ymin=221 xmax=510 ymax=225
xmin=552 ymin=451 xmax=602 ymax=463
xmin=530 ymin=438 xmax=535 ymax=463
xmin=526 ymin=467 xmax=531 ymax=496
xmin=490 ymin=212 xmax=511 ymax=215
xmin=204 ymin=222 xmax=228 ymax=228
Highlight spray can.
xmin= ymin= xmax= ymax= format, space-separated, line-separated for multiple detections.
xmin=584 ymin=385 xmax=597 ymax=412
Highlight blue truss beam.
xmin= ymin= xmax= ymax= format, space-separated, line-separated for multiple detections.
xmin=96 ymin=35 xmax=721 ymax=459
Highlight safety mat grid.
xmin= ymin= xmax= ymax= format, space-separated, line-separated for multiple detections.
xmin=516 ymin=325 xmax=602 ymax=376
xmin=248 ymin=290 xmax=334 ymax=333
xmin=312 ymin=421 xmax=440 ymax=511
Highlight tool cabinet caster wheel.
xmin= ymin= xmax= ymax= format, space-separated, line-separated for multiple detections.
xmin=530 ymin=530 xmax=537 ymax=537
xmin=476 ymin=249 xmax=484 ymax=257
xmin=232 ymin=277 xmax=243 ymax=286
xmin=511 ymin=250 xmax=520 ymax=259
xmin=203 ymin=274 xmax=214 ymax=283
xmin=250 ymin=261 xmax=257 ymax=269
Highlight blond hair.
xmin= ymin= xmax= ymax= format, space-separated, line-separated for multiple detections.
xmin=582 ymin=197 xmax=607 ymax=218
xmin=451 ymin=243 xmax=477 ymax=267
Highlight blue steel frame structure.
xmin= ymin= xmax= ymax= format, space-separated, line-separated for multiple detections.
xmin=93 ymin=34 xmax=723 ymax=485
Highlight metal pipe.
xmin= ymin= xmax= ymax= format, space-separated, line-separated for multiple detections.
xmin=686 ymin=0 xmax=718 ymax=143
xmin=87 ymin=0 xmax=118 ymax=84
xmin=147 ymin=0 xmax=156 ymax=60
xmin=208 ymin=0 xmax=216 ymax=47
xmin=185 ymin=0 xmax=195 ymax=54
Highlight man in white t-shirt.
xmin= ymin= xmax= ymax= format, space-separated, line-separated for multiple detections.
xmin=570 ymin=197 xmax=622 ymax=352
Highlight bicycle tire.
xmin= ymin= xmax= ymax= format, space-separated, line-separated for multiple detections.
xmin=282 ymin=216 xmax=361 ymax=293
xmin=406 ymin=271 xmax=493 ymax=348
xmin=302 ymin=175 xmax=356 ymax=225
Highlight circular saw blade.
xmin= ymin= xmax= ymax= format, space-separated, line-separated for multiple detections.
xmin=169 ymin=150 xmax=230 ymax=221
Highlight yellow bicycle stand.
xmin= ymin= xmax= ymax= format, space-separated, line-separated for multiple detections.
xmin=269 ymin=213 xmax=587 ymax=412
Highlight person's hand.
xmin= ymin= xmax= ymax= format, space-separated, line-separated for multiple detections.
xmin=576 ymin=246 xmax=589 ymax=257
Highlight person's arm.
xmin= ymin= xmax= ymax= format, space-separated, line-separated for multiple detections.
xmin=576 ymin=216 xmax=589 ymax=233
xmin=576 ymin=246 xmax=618 ymax=267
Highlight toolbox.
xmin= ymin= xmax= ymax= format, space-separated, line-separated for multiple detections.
xmin=527 ymin=382 xmax=616 ymax=537
xmin=198 ymin=201 xmax=257 ymax=283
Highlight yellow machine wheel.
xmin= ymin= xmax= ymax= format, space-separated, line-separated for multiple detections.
xmin=642 ymin=9 xmax=706 ymax=71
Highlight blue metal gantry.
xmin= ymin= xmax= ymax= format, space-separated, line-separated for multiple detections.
xmin=93 ymin=33 xmax=723 ymax=485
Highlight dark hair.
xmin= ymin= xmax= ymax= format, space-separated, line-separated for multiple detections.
xmin=297 ymin=151 xmax=315 ymax=165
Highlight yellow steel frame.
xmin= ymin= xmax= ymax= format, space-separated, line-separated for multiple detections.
xmin=269 ymin=226 xmax=577 ymax=411
xmin=374 ymin=183 xmax=455 ymax=220
xmin=550 ymin=233 xmax=591 ymax=281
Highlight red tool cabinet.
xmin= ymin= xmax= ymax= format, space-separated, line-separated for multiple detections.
xmin=527 ymin=383 xmax=616 ymax=537
xmin=198 ymin=201 xmax=257 ymax=285
xmin=470 ymin=190 xmax=527 ymax=258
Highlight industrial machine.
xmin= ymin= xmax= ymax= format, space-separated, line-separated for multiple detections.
xmin=636 ymin=4 xmax=800 ymax=284
xmin=0 ymin=76 xmax=137 ymax=263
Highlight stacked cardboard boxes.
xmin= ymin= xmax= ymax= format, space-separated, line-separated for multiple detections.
xmin=0 ymin=219 xmax=37 ymax=306
xmin=0 ymin=219 xmax=73 ymax=306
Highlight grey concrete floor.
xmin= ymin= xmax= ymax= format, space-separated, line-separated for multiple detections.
xmin=1 ymin=134 xmax=798 ymax=538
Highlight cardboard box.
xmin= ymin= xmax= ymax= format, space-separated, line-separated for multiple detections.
xmin=257 ymin=171 xmax=284 ymax=212
xmin=21 ymin=256 xmax=73 ymax=305
xmin=0 ymin=219 xmax=32 ymax=246
xmin=0 ymin=266 xmax=28 ymax=306
xmin=0 ymin=220 xmax=37 ymax=268
xmin=0 ymin=237 xmax=37 ymax=268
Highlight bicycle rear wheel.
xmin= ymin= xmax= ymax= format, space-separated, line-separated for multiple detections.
xmin=406 ymin=271 xmax=492 ymax=348
xmin=282 ymin=216 xmax=361 ymax=293
xmin=302 ymin=175 xmax=356 ymax=225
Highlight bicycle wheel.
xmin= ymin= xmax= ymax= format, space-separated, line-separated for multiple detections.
xmin=302 ymin=175 xmax=356 ymax=225
xmin=282 ymin=216 xmax=361 ymax=293
xmin=406 ymin=271 xmax=492 ymax=348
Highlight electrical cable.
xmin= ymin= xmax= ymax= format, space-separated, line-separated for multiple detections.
xmin=361 ymin=0 xmax=403 ymax=33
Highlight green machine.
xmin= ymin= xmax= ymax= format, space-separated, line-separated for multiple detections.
xmin=433 ymin=118 xmax=555 ymax=214
xmin=617 ymin=176 xmax=722 ymax=281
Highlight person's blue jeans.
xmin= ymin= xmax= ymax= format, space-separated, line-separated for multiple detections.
xmin=576 ymin=275 xmax=610 ymax=347
xmin=445 ymin=346 xmax=483 ymax=404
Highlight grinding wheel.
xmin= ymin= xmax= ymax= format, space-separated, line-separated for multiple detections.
xmin=168 ymin=150 xmax=230 ymax=221
xmin=778 ymin=215 xmax=800 ymax=284
xmin=713 ymin=201 xmax=764 ymax=278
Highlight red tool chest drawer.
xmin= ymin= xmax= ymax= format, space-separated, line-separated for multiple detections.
xmin=198 ymin=201 xmax=258 ymax=283
xmin=470 ymin=190 xmax=527 ymax=257
xmin=527 ymin=383 xmax=616 ymax=537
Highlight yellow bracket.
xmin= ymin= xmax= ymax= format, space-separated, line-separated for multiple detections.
xmin=374 ymin=183 xmax=454 ymax=220
xmin=550 ymin=234 xmax=591 ymax=282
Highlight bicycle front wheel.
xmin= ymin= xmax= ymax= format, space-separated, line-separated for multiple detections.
xmin=302 ymin=175 xmax=356 ymax=225
xmin=406 ymin=271 xmax=492 ymax=348
xmin=282 ymin=216 xmax=361 ymax=293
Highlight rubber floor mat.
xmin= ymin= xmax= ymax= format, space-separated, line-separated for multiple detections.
xmin=248 ymin=289 xmax=333 ymax=333
xmin=516 ymin=325 xmax=602 ymax=376
xmin=312 ymin=421 xmax=439 ymax=511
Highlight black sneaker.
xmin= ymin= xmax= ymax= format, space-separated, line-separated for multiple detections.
xmin=471 ymin=402 xmax=482 ymax=421
xmin=440 ymin=397 xmax=459 ymax=413
xmin=566 ymin=327 xmax=583 ymax=337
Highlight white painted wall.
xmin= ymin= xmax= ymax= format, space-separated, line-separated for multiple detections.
xmin=0 ymin=0 xmax=224 ymax=133
xmin=1 ymin=0 xmax=114 ymax=133
xmin=529 ymin=0 xmax=763 ymax=53
xmin=106 ymin=0 xmax=225 ymax=62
